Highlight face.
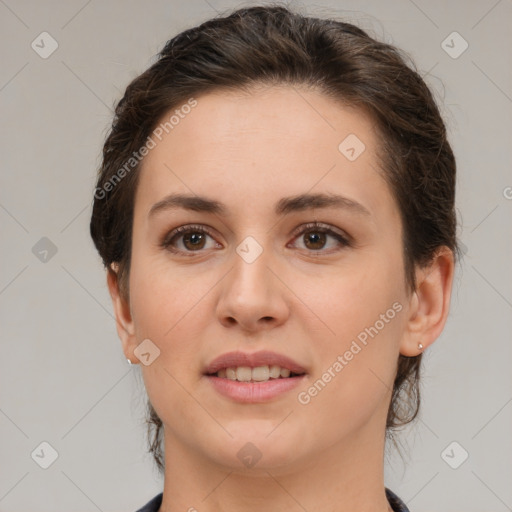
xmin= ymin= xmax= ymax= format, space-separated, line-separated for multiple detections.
xmin=118 ymin=85 xmax=416 ymax=474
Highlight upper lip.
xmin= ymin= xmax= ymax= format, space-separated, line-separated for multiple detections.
xmin=203 ymin=350 xmax=307 ymax=375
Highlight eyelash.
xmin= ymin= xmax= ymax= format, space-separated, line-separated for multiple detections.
xmin=161 ymin=222 xmax=351 ymax=256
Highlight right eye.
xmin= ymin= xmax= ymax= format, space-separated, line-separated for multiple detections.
xmin=161 ymin=224 xmax=221 ymax=255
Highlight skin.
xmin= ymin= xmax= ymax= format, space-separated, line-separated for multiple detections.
xmin=107 ymin=85 xmax=454 ymax=512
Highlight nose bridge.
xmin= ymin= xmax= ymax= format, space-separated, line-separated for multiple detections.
xmin=230 ymin=233 xmax=274 ymax=300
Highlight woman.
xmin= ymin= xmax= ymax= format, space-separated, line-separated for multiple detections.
xmin=90 ymin=5 xmax=458 ymax=511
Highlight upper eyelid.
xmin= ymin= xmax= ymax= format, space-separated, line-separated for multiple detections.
xmin=162 ymin=224 xmax=214 ymax=243
xmin=289 ymin=221 xmax=348 ymax=239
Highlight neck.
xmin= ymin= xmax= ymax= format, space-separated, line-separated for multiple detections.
xmin=158 ymin=421 xmax=392 ymax=512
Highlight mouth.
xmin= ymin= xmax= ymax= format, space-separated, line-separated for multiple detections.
xmin=202 ymin=350 xmax=308 ymax=402
xmin=203 ymin=350 xmax=308 ymax=380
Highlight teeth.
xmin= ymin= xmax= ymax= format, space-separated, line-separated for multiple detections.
xmin=215 ymin=365 xmax=300 ymax=382
xmin=269 ymin=365 xmax=281 ymax=379
xmin=252 ymin=366 xmax=269 ymax=381
xmin=236 ymin=366 xmax=252 ymax=382
xmin=280 ymin=368 xmax=290 ymax=378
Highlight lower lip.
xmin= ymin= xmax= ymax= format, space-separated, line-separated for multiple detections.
xmin=205 ymin=375 xmax=307 ymax=403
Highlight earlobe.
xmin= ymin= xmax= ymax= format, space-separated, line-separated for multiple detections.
xmin=106 ymin=266 xmax=138 ymax=362
xmin=399 ymin=247 xmax=455 ymax=356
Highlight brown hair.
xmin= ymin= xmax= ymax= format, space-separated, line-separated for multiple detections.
xmin=90 ymin=4 xmax=459 ymax=474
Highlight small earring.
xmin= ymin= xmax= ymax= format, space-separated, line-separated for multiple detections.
xmin=418 ymin=343 xmax=424 ymax=351
xmin=127 ymin=358 xmax=133 ymax=365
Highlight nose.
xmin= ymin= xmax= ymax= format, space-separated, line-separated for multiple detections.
xmin=215 ymin=240 xmax=290 ymax=333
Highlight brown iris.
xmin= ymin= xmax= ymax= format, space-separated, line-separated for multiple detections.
xmin=183 ymin=232 xmax=207 ymax=250
xmin=303 ymin=231 xmax=326 ymax=250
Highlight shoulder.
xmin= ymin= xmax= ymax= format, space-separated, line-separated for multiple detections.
xmin=135 ymin=492 xmax=163 ymax=512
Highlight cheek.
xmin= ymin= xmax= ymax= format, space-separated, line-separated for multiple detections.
xmin=128 ymin=262 xmax=215 ymax=425
xmin=312 ymin=254 xmax=405 ymax=344
xmin=127 ymin=251 xmax=218 ymax=402
xmin=298 ymin=255 xmax=406 ymax=416
xmin=129 ymin=242 xmax=213 ymax=337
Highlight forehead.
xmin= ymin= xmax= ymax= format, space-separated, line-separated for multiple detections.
xmin=134 ymin=85 xmax=394 ymax=222
xmin=145 ymin=85 xmax=375 ymax=160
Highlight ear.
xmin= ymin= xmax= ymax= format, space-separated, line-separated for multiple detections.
xmin=400 ymin=247 xmax=455 ymax=356
xmin=106 ymin=264 xmax=138 ymax=363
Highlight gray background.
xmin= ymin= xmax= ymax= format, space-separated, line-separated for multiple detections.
xmin=1 ymin=0 xmax=511 ymax=511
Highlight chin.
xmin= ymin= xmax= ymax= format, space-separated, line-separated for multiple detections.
xmin=211 ymin=423 xmax=303 ymax=471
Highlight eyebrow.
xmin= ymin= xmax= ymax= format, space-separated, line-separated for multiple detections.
xmin=148 ymin=192 xmax=371 ymax=218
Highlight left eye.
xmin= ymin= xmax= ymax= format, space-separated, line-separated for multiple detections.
xmin=290 ymin=223 xmax=350 ymax=252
